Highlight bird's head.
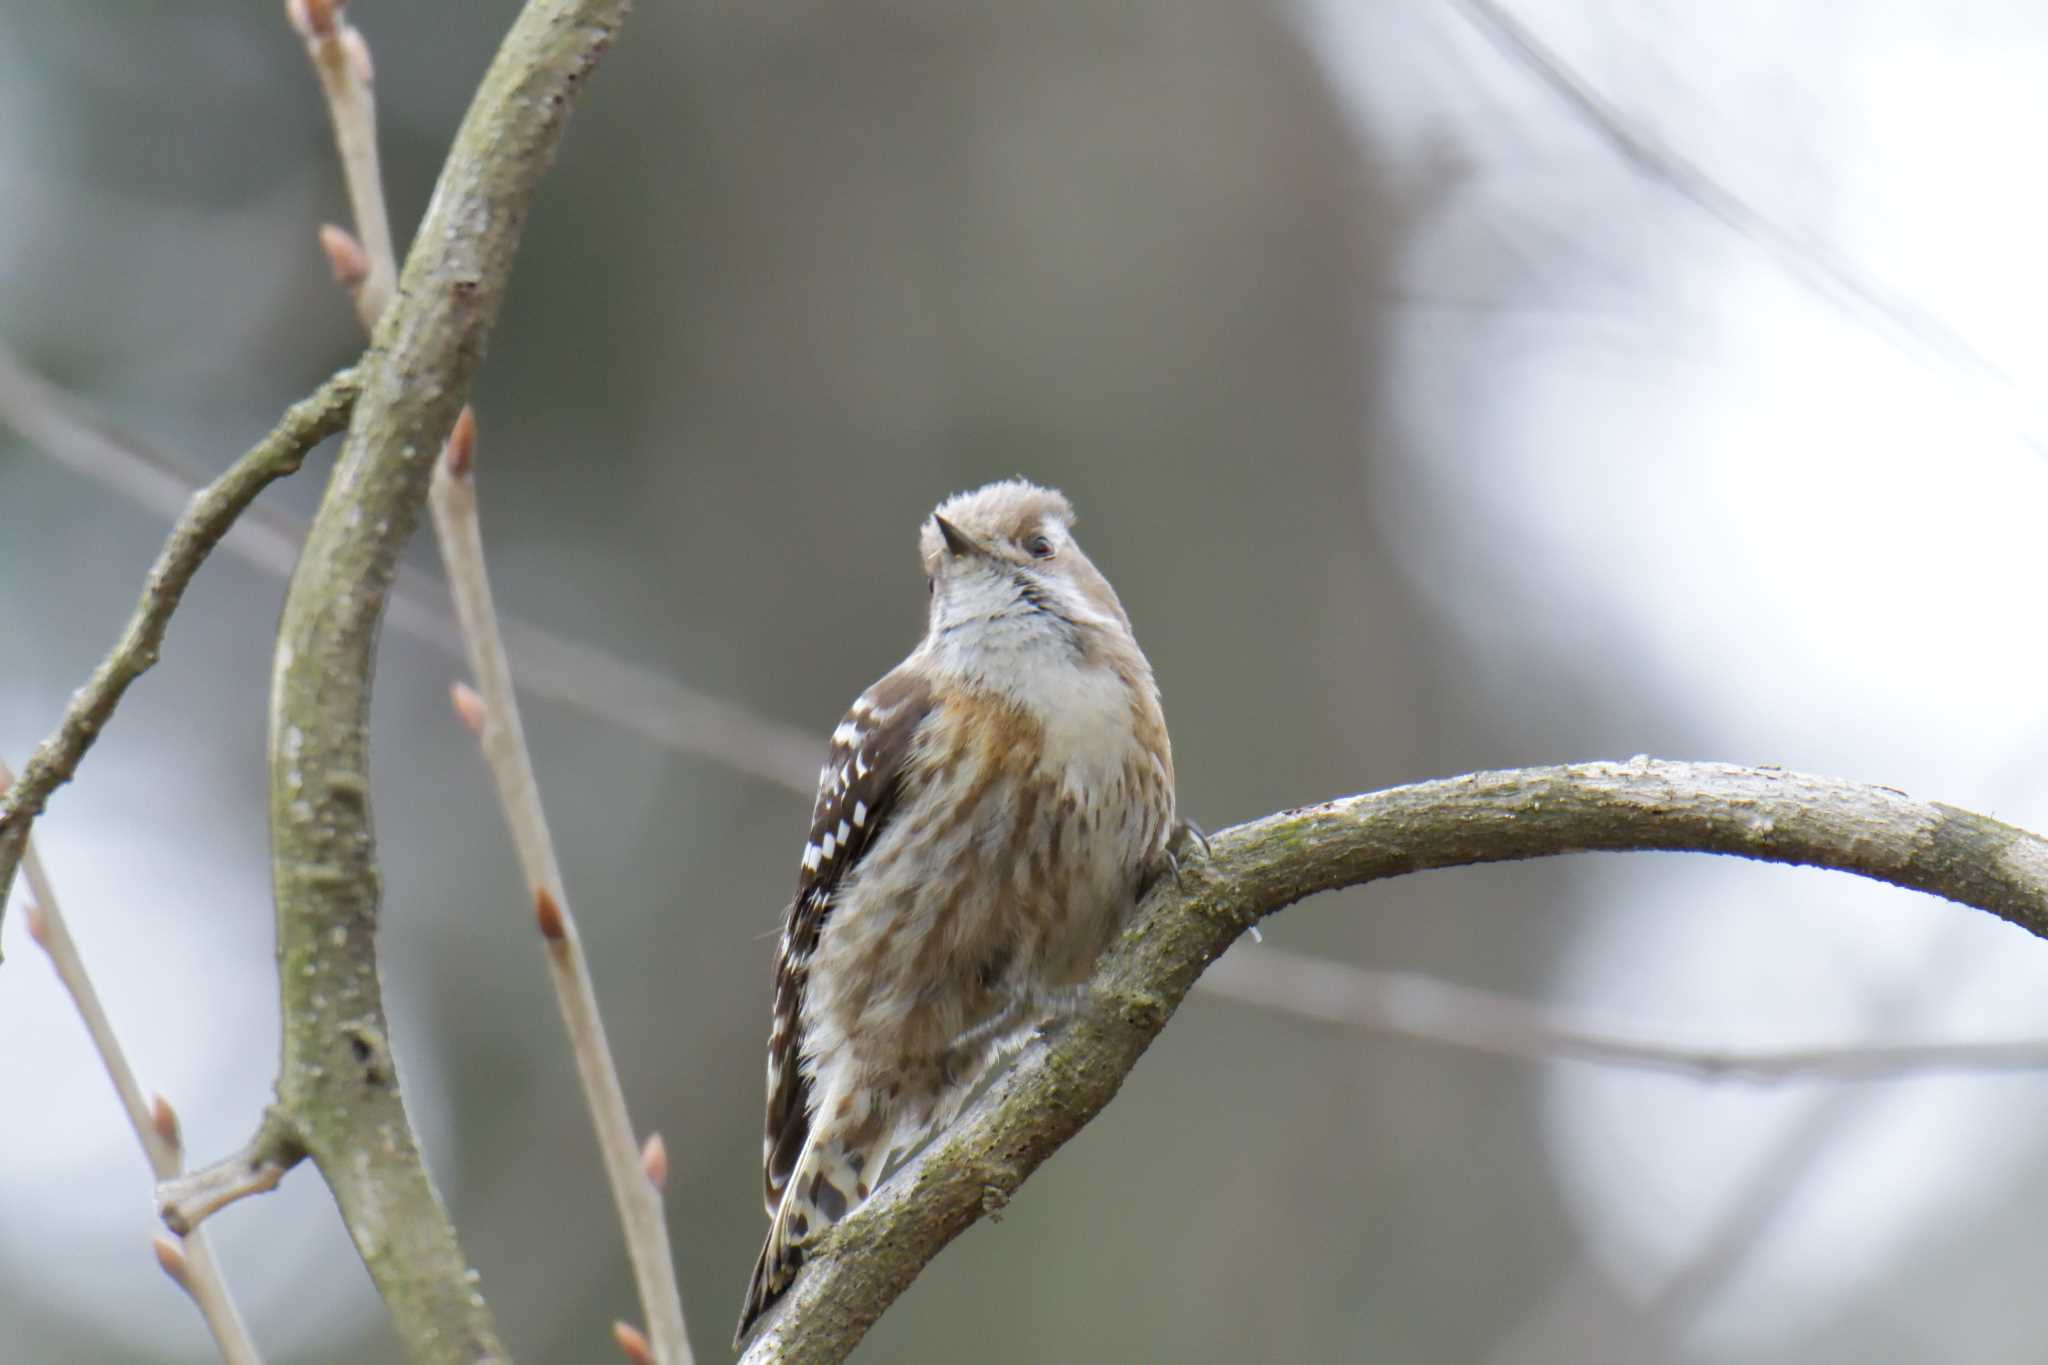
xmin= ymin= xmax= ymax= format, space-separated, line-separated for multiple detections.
xmin=918 ymin=479 xmax=1133 ymax=653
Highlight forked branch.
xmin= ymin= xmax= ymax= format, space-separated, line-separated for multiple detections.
xmin=292 ymin=3 xmax=691 ymax=1348
xmin=7 ymin=766 xmax=262 ymax=1363
xmin=0 ymin=369 xmax=360 ymax=936
xmin=164 ymin=1 xmax=634 ymax=1361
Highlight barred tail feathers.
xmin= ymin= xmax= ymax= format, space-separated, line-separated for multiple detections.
xmin=735 ymin=1122 xmax=879 ymax=1345
xmin=736 ymin=1040 xmax=1018 ymax=1344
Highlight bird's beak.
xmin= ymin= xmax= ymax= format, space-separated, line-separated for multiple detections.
xmin=932 ymin=514 xmax=982 ymax=559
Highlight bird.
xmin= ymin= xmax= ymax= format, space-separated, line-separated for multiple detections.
xmin=736 ymin=478 xmax=1180 ymax=1344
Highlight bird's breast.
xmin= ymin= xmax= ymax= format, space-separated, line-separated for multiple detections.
xmin=810 ymin=664 xmax=1171 ymax=1053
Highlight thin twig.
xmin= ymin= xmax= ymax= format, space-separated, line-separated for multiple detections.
xmin=1477 ymin=933 xmax=1986 ymax=1364
xmin=0 ymin=349 xmax=306 ymax=578
xmin=288 ymin=0 xmax=397 ymax=326
xmin=158 ymin=1120 xmax=299 ymax=1237
xmin=0 ymin=368 xmax=361 ymax=935
xmin=1636 ymin=930 xmax=1984 ymax=1333
xmin=5 ymin=766 xmax=262 ymax=1364
xmin=291 ymin=6 xmax=693 ymax=1346
xmin=742 ymin=760 xmax=2048 ymax=1363
xmin=182 ymin=1 xmax=636 ymax=1358
xmin=21 ymin=350 xmax=2036 ymax=1101
xmin=432 ymin=422 xmax=695 ymax=1365
xmin=1444 ymin=0 xmax=2045 ymax=447
xmin=1202 ymin=942 xmax=2048 ymax=1081
xmin=0 ymin=338 xmax=822 ymax=797
xmin=18 ymin=340 xmax=2039 ymax=1107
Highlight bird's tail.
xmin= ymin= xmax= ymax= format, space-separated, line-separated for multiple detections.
xmin=735 ymin=1039 xmax=1018 ymax=1344
xmin=735 ymin=1122 xmax=878 ymax=1346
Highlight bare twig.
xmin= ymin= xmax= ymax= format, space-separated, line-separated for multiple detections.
xmin=160 ymin=2 xmax=635 ymax=1359
xmin=288 ymin=0 xmax=397 ymax=325
xmin=1203 ymin=942 xmax=2048 ymax=1080
xmin=432 ymin=420 xmax=695 ymax=1364
xmin=0 ymin=349 xmax=304 ymax=576
xmin=1477 ymin=932 xmax=1988 ymax=1364
xmin=16 ymin=336 xmax=2037 ymax=1110
xmin=0 ymin=339 xmax=822 ymax=797
xmin=1636 ymin=930 xmax=1983 ymax=1332
xmin=158 ymin=1122 xmax=297 ymax=1236
xmin=0 ymin=368 xmax=361 ymax=939
xmin=291 ymin=2 xmax=693 ymax=1340
xmin=742 ymin=760 xmax=2048 ymax=1363
xmin=6 ymin=766 xmax=261 ymax=1364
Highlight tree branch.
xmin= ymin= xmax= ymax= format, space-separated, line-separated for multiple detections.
xmin=0 ymin=339 xmax=824 ymax=798
xmin=5 ymin=766 xmax=262 ymax=1363
xmin=435 ymin=430 xmax=695 ymax=1364
xmin=288 ymin=0 xmax=398 ymax=327
xmin=289 ymin=3 xmax=692 ymax=1342
xmin=1441 ymin=0 xmax=2043 ymax=448
xmin=163 ymin=2 xmax=632 ymax=1360
xmin=741 ymin=759 xmax=2048 ymax=1363
xmin=292 ymin=2 xmax=692 ymax=1345
xmin=1202 ymin=942 xmax=2048 ymax=1081
xmin=0 ymin=369 xmax=360 ymax=940
xmin=158 ymin=1111 xmax=301 ymax=1237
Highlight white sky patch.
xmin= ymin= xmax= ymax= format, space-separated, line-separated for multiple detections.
xmin=0 ymin=755 xmax=454 ymax=1358
xmin=1296 ymin=0 xmax=2048 ymax=1349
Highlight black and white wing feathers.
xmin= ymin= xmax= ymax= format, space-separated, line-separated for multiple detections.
xmin=760 ymin=665 xmax=933 ymax=1215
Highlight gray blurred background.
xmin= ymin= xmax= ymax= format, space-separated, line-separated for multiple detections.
xmin=4 ymin=2 xmax=2047 ymax=1362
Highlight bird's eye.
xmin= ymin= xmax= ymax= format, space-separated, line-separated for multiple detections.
xmin=1024 ymin=533 xmax=1055 ymax=560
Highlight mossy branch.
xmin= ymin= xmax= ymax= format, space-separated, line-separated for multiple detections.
xmin=163 ymin=2 xmax=633 ymax=1361
xmin=739 ymin=759 xmax=2048 ymax=1364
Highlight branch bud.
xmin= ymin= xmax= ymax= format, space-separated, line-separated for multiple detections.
xmin=450 ymin=681 xmax=488 ymax=737
xmin=22 ymin=901 xmax=47 ymax=948
xmin=150 ymin=1094 xmax=183 ymax=1155
xmin=640 ymin=1132 xmax=669 ymax=1191
xmin=318 ymin=224 xmax=370 ymax=289
xmin=611 ymin=1321 xmax=654 ymax=1365
xmin=152 ymin=1235 xmax=192 ymax=1289
xmin=535 ymin=886 xmax=566 ymax=943
xmin=443 ymin=405 xmax=477 ymax=479
xmin=287 ymin=0 xmax=338 ymax=40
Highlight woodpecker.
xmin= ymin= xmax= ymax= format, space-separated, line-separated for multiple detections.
xmin=737 ymin=479 xmax=1178 ymax=1343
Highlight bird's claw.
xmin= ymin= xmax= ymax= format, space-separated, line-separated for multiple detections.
xmin=1162 ymin=818 xmax=1214 ymax=890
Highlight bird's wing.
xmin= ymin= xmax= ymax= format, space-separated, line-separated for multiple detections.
xmin=761 ymin=663 xmax=934 ymax=1214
